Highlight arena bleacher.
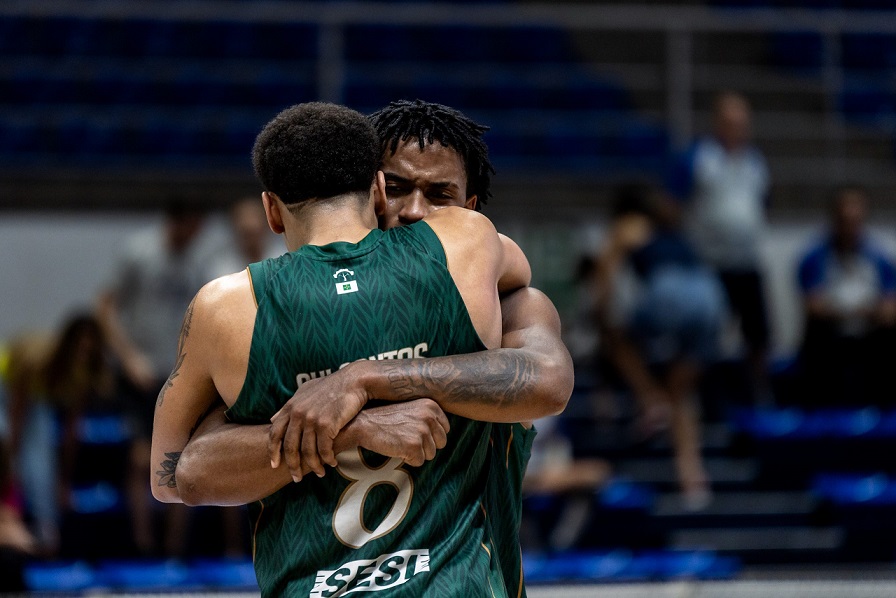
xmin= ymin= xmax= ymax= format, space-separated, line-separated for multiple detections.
xmin=5 ymin=0 xmax=896 ymax=594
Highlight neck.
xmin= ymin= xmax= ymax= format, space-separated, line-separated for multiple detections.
xmin=281 ymin=195 xmax=378 ymax=252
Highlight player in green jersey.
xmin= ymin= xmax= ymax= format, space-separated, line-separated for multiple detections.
xmin=268 ymin=100 xmax=563 ymax=598
xmin=157 ymin=101 xmax=572 ymax=597
xmin=151 ymin=102 xmax=534 ymax=596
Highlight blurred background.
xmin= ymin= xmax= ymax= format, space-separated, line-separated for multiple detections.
xmin=5 ymin=0 xmax=896 ymax=594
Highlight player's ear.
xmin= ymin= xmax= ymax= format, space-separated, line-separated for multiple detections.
xmin=372 ymin=171 xmax=387 ymax=216
xmin=464 ymin=195 xmax=479 ymax=211
xmin=261 ymin=192 xmax=285 ymax=234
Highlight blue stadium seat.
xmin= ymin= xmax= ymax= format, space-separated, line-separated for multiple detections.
xmin=813 ymin=472 xmax=896 ymax=506
xmin=24 ymin=562 xmax=96 ymax=593
xmin=487 ymin=26 xmax=576 ymax=63
xmin=838 ymin=83 xmax=895 ymax=125
xmin=842 ymin=33 xmax=896 ymax=70
xmin=95 ymin=560 xmax=197 ymax=591
xmin=189 ymin=558 xmax=258 ymax=589
xmin=767 ymin=31 xmax=825 ymax=72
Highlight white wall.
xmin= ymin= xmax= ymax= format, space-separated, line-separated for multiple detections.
xmin=1 ymin=212 xmax=894 ymax=358
xmin=0 ymin=211 xmax=264 ymax=341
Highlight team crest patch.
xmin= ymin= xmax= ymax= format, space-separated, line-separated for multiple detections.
xmin=334 ymin=268 xmax=359 ymax=295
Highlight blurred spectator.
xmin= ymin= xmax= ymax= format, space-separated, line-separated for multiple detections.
xmin=0 ymin=437 xmax=35 ymax=593
xmin=563 ymin=255 xmax=602 ymax=382
xmin=522 ymin=415 xmax=610 ymax=552
xmin=596 ymin=184 xmax=725 ymax=510
xmin=97 ymin=197 xmax=207 ymax=557
xmin=796 ymin=185 xmax=896 ymax=408
xmin=667 ymin=91 xmax=773 ymax=404
xmin=2 ymin=314 xmax=114 ymax=555
xmin=206 ymin=195 xmax=281 ymax=279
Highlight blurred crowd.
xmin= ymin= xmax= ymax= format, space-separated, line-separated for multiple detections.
xmin=522 ymin=91 xmax=896 ymax=552
xmin=0 ymin=196 xmax=276 ymax=588
xmin=2 ymin=91 xmax=896 ymax=584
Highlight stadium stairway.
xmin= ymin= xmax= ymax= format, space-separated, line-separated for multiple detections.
xmin=527 ymin=377 xmax=896 ymax=576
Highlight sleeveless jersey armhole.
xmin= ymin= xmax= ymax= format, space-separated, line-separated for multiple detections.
xmin=410 ymin=221 xmax=448 ymax=267
xmin=246 ymin=262 xmax=266 ymax=307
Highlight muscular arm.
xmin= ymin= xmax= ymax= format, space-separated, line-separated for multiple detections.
xmin=361 ymin=287 xmax=571 ymax=422
xmin=177 ymin=400 xmax=449 ymax=506
xmin=269 ymin=286 xmax=573 ymax=478
xmin=179 ymin=289 xmax=573 ymax=500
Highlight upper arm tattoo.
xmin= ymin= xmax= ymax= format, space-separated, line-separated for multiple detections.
xmin=156 ymin=296 xmax=196 ymax=408
xmin=380 ymin=351 xmax=538 ymax=409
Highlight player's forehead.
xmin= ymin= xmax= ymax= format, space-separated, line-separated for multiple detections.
xmin=381 ymin=138 xmax=467 ymax=188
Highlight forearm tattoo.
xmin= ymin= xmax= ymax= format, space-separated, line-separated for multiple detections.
xmin=156 ymin=452 xmax=181 ymax=488
xmin=381 ymin=351 xmax=538 ymax=410
xmin=156 ymin=297 xmax=196 ymax=408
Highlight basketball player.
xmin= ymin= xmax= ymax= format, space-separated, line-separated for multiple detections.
xmin=151 ymin=102 xmax=533 ymax=596
xmin=169 ymin=100 xmax=572 ymax=597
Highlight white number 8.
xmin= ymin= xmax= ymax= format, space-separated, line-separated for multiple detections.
xmin=332 ymin=449 xmax=414 ymax=549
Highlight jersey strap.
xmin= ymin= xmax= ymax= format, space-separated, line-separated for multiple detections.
xmin=407 ymin=221 xmax=448 ymax=266
xmin=247 ymin=261 xmax=267 ymax=305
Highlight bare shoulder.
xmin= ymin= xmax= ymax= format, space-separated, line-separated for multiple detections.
xmin=197 ymin=270 xmax=253 ymax=304
xmin=423 ymin=207 xmax=501 ymax=260
xmin=423 ymin=206 xmax=497 ymax=237
xmin=191 ymin=271 xmax=256 ymax=335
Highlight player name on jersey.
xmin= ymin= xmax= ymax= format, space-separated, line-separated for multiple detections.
xmin=309 ymin=548 xmax=431 ymax=597
xmin=295 ymin=343 xmax=430 ymax=385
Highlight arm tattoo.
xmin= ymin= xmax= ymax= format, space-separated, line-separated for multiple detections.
xmin=156 ymin=452 xmax=181 ymax=488
xmin=156 ymin=297 xmax=196 ymax=407
xmin=381 ymin=351 xmax=538 ymax=410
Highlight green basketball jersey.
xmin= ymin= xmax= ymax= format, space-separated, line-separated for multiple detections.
xmin=227 ymin=222 xmax=507 ymax=598
xmin=487 ymin=423 xmax=536 ymax=598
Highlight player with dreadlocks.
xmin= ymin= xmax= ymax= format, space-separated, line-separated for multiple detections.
xmin=370 ymin=99 xmax=492 ymax=211
xmin=363 ymin=98 xmax=573 ymax=598
xmin=163 ymin=100 xmax=574 ymax=596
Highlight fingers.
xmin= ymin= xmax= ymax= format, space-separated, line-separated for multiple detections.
xmin=405 ymin=442 xmax=426 ymax=468
xmin=317 ymin=432 xmax=337 ymax=470
xmin=432 ymin=415 xmax=449 ymax=450
xmin=434 ymin=407 xmax=450 ymax=442
xmin=421 ymin=430 xmax=437 ymax=462
xmin=301 ymin=428 xmax=325 ymax=478
xmin=281 ymin=418 xmax=303 ymax=482
xmin=268 ymin=415 xmax=287 ymax=469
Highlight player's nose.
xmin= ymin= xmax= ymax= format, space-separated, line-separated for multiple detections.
xmin=398 ymin=193 xmax=429 ymax=224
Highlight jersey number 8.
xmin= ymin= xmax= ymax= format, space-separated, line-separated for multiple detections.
xmin=333 ymin=450 xmax=414 ymax=549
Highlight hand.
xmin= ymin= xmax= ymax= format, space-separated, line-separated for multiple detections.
xmin=352 ymin=399 xmax=450 ymax=467
xmin=269 ymin=363 xmax=370 ymax=481
xmin=610 ymin=214 xmax=652 ymax=252
xmin=125 ymin=352 xmax=157 ymax=392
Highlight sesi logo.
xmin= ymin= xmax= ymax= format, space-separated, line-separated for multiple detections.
xmin=309 ymin=549 xmax=430 ymax=597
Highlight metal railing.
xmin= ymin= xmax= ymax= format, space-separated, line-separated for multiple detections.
xmin=5 ymin=1 xmax=896 ymax=202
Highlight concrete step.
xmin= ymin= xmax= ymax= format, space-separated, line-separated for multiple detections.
xmin=671 ymin=526 xmax=846 ymax=564
xmin=614 ymin=457 xmax=759 ymax=491
xmin=652 ymin=491 xmax=820 ymax=530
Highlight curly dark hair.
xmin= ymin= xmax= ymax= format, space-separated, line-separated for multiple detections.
xmin=368 ymin=99 xmax=494 ymax=210
xmin=252 ymin=102 xmax=380 ymax=206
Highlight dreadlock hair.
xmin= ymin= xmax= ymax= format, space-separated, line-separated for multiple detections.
xmin=252 ymin=102 xmax=380 ymax=208
xmin=369 ymin=99 xmax=494 ymax=210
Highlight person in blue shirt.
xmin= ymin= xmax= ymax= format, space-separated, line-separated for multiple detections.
xmin=596 ymin=184 xmax=726 ymax=510
xmin=796 ymin=185 xmax=896 ymax=407
xmin=666 ymin=91 xmax=772 ymax=404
